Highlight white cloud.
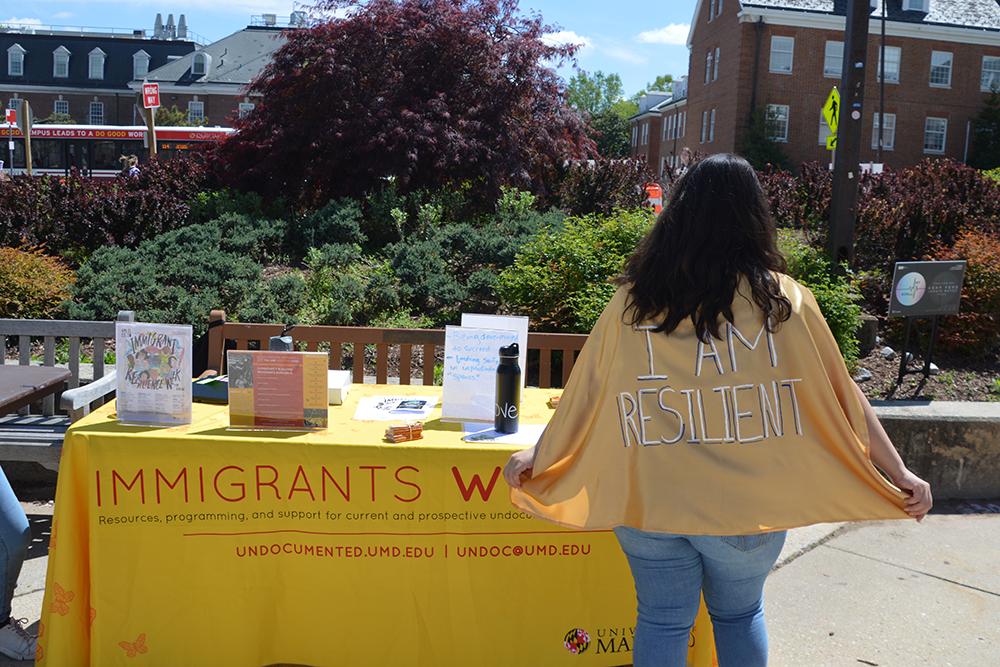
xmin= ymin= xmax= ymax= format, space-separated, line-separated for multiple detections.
xmin=542 ymin=30 xmax=592 ymax=50
xmin=637 ymin=23 xmax=691 ymax=46
xmin=2 ymin=17 xmax=44 ymax=26
xmin=53 ymin=11 xmax=74 ymax=20
xmin=601 ymin=44 xmax=647 ymax=65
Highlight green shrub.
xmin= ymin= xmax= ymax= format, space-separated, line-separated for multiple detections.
xmin=778 ymin=230 xmax=862 ymax=368
xmin=498 ymin=209 xmax=653 ymax=332
xmin=298 ymin=247 xmax=402 ymax=326
xmin=931 ymin=229 xmax=1000 ymax=355
xmin=0 ymin=247 xmax=75 ymax=319
xmin=289 ymin=199 xmax=367 ymax=260
xmin=69 ymin=215 xmax=293 ymax=335
xmin=188 ymin=189 xmax=286 ymax=226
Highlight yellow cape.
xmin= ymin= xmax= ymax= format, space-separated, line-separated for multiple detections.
xmin=512 ymin=274 xmax=908 ymax=535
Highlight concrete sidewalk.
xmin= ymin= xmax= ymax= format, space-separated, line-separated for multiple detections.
xmin=1 ymin=507 xmax=996 ymax=666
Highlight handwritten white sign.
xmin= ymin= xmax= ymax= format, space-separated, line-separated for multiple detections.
xmin=460 ymin=313 xmax=528 ymax=390
xmin=441 ymin=326 xmax=519 ymax=423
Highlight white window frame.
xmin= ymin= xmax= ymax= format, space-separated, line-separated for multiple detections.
xmin=631 ymin=125 xmax=638 ymax=147
xmin=54 ymin=99 xmax=69 ymax=116
xmin=709 ymin=108 xmax=716 ymax=142
xmin=818 ymin=111 xmax=832 ymax=145
xmin=187 ymin=100 xmax=205 ymax=124
xmin=238 ymin=102 xmax=255 ymax=119
xmin=769 ymin=36 xmax=794 ymax=74
xmin=7 ymin=44 xmax=25 ymax=77
xmin=705 ymin=50 xmax=713 ymax=84
xmin=982 ymin=56 xmax=1000 ymax=93
xmin=714 ymin=47 xmax=720 ymax=81
xmin=878 ymin=46 xmax=901 ymax=84
xmin=718 ymin=0 xmax=723 ymax=16
xmin=88 ymin=101 xmax=104 ymax=125
xmin=88 ymin=48 xmax=106 ymax=80
xmin=903 ymin=0 xmax=929 ymax=11
xmin=767 ymin=104 xmax=789 ymax=142
xmin=871 ymin=112 xmax=896 ymax=151
xmin=680 ymin=111 xmax=685 ymax=137
xmin=701 ymin=110 xmax=708 ymax=143
xmin=923 ymin=117 xmax=947 ymax=154
xmin=192 ymin=52 xmax=208 ymax=77
xmin=824 ymin=41 xmax=843 ymax=79
xmin=709 ymin=0 xmax=716 ymax=21
xmin=929 ymin=51 xmax=952 ymax=88
xmin=53 ymin=46 xmax=70 ymax=78
xmin=133 ymin=50 xmax=150 ymax=80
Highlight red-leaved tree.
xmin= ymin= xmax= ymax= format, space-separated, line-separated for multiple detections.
xmin=216 ymin=0 xmax=594 ymax=205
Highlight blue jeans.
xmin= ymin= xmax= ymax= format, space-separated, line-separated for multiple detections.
xmin=614 ymin=526 xmax=787 ymax=667
xmin=0 ymin=468 xmax=30 ymax=622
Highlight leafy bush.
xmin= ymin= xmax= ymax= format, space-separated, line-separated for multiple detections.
xmin=778 ymin=231 xmax=862 ymax=368
xmin=556 ymin=159 xmax=653 ymax=216
xmin=498 ymin=209 xmax=653 ymax=332
xmin=298 ymin=245 xmax=402 ymax=326
xmin=69 ymin=215 xmax=293 ymax=335
xmin=289 ymin=199 xmax=367 ymax=260
xmin=0 ymin=155 xmax=208 ymax=259
xmin=188 ymin=189 xmax=286 ymax=226
xmin=0 ymin=247 xmax=75 ymax=319
xmin=930 ymin=229 xmax=1000 ymax=355
xmin=984 ymin=167 xmax=1000 ymax=184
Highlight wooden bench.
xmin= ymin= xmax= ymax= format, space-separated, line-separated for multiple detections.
xmin=0 ymin=311 xmax=134 ymax=470
xmin=205 ymin=310 xmax=588 ymax=388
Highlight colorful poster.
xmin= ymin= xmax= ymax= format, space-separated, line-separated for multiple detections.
xmin=115 ymin=322 xmax=192 ymax=426
xmin=227 ymin=350 xmax=329 ymax=430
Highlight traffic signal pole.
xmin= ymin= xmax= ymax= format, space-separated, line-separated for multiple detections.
xmin=827 ymin=0 xmax=871 ymax=265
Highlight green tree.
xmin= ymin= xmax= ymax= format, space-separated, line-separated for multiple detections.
xmin=589 ymin=107 xmax=633 ymax=158
xmin=631 ymin=74 xmax=674 ymax=102
xmin=738 ymin=108 xmax=791 ymax=170
xmin=35 ymin=112 xmax=75 ymax=124
xmin=566 ymin=70 xmax=625 ymax=116
xmin=154 ymin=104 xmax=206 ymax=127
xmin=969 ymin=91 xmax=1000 ymax=170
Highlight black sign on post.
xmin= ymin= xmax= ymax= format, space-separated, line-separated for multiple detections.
xmin=888 ymin=260 xmax=966 ymax=384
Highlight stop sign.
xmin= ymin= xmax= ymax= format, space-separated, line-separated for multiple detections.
xmin=142 ymin=83 xmax=160 ymax=109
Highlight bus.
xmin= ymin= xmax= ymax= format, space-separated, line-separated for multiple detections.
xmin=0 ymin=124 xmax=235 ymax=178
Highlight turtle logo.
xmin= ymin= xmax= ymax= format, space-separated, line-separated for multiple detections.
xmin=564 ymin=627 xmax=591 ymax=655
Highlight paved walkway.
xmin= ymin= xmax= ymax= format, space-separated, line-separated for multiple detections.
xmin=2 ymin=504 xmax=997 ymax=666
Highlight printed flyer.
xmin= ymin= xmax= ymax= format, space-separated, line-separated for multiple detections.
xmin=227 ymin=351 xmax=329 ymax=430
xmin=115 ymin=322 xmax=193 ymax=426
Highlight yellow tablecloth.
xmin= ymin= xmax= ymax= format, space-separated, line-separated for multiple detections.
xmin=38 ymin=385 xmax=716 ymax=666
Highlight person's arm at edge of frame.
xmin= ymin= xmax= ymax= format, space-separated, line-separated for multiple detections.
xmin=851 ymin=379 xmax=933 ymax=521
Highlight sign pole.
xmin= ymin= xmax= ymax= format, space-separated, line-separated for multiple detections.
xmin=22 ymin=100 xmax=32 ymax=176
xmin=7 ymin=110 xmax=12 ymax=178
xmin=140 ymin=81 xmax=160 ymax=158
xmin=827 ymin=0 xmax=870 ymax=266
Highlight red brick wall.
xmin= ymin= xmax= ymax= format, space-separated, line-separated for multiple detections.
xmin=5 ymin=88 xmax=246 ymax=126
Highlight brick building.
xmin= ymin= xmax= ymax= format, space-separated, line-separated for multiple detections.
xmin=0 ymin=16 xmax=196 ymax=126
xmin=633 ymin=0 xmax=1000 ymax=170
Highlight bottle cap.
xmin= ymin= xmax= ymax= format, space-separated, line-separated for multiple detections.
xmin=499 ymin=343 xmax=519 ymax=359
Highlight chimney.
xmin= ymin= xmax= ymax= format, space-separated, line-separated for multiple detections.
xmin=177 ymin=14 xmax=188 ymax=40
xmin=154 ymin=13 xmax=163 ymax=39
xmin=166 ymin=14 xmax=175 ymax=39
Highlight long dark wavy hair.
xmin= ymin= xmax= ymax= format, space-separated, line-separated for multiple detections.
xmin=617 ymin=153 xmax=791 ymax=340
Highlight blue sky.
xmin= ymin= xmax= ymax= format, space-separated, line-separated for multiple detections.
xmin=3 ymin=0 xmax=696 ymax=94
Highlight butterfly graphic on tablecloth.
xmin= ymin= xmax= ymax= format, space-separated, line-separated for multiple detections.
xmin=119 ymin=633 xmax=148 ymax=658
xmin=51 ymin=583 xmax=74 ymax=616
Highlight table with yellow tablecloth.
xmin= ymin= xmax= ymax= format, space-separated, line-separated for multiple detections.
xmin=37 ymin=384 xmax=716 ymax=666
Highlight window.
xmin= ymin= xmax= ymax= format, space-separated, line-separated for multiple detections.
xmin=89 ymin=101 xmax=104 ymax=125
xmin=709 ymin=0 xmax=715 ymax=21
xmin=133 ymin=50 xmax=150 ymax=80
xmin=982 ymin=56 xmax=1000 ymax=93
xmin=923 ymin=117 xmax=947 ymax=154
xmin=631 ymin=125 xmax=638 ymax=147
xmin=714 ymin=47 xmax=720 ymax=81
xmin=766 ymin=104 xmax=789 ymax=142
xmin=192 ymin=53 xmax=208 ymax=77
xmin=705 ymin=50 xmax=713 ymax=84
xmin=877 ymin=46 xmax=901 ymax=84
xmin=903 ymin=0 xmax=928 ymax=11
xmin=718 ymin=0 xmax=723 ymax=15
xmin=188 ymin=100 xmax=205 ymax=124
xmin=769 ymin=36 xmax=794 ymax=74
xmin=7 ymin=44 xmax=25 ymax=77
xmin=701 ymin=110 xmax=708 ymax=143
xmin=824 ymin=41 xmax=843 ymax=78
xmin=679 ymin=111 xmax=685 ymax=137
xmin=53 ymin=46 xmax=70 ymax=78
xmin=54 ymin=99 xmax=69 ymax=116
xmin=872 ymin=112 xmax=896 ymax=151
xmin=238 ymin=102 xmax=255 ymax=119
xmin=819 ymin=111 xmax=832 ymax=145
xmin=709 ymin=109 xmax=716 ymax=142
xmin=89 ymin=48 xmax=106 ymax=80
xmin=929 ymin=51 xmax=952 ymax=88
xmin=659 ymin=157 xmax=667 ymax=176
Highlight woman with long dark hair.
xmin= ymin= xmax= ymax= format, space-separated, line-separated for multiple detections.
xmin=504 ymin=154 xmax=931 ymax=667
